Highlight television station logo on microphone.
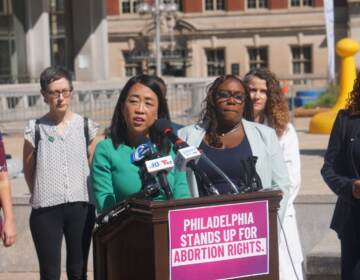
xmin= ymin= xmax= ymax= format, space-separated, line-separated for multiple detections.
xmin=145 ymin=156 xmax=174 ymax=174
xmin=131 ymin=142 xmax=152 ymax=163
xmin=178 ymin=146 xmax=201 ymax=160
xmin=175 ymin=146 xmax=201 ymax=171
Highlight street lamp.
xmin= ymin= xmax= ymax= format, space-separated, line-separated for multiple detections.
xmin=137 ymin=1 xmax=178 ymax=76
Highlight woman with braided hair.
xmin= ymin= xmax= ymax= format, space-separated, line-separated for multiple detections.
xmin=178 ymin=74 xmax=290 ymax=219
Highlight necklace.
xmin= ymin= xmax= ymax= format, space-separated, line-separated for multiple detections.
xmin=219 ymin=122 xmax=242 ymax=137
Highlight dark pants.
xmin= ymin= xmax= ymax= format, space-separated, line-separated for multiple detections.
xmin=340 ymin=213 xmax=360 ymax=280
xmin=30 ymin=202 xmax=95 ymax=280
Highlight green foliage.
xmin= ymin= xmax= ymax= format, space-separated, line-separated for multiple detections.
xmin=303 ymin=84 xmax=339 ymax=109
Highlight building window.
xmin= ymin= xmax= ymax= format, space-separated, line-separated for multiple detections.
xmin=163 ymin=0 xmax=183 ymax=12
xmin=0 ymin=0 xmax=27 ymax=84
xmin=123 ymin=51 xmax=142 ymax=77
xmin=121 ymin=0 xmax=139 ymax=14
xmin=162 ymin=49 xmax=186 ymax=76
xmin=206 ymin=49 xmax=225 ymax=76
xmin=231 ymin=63 xmax=240 ymax=76
xmin=291 ymin=45 xmax=312 ymax=75
xmin=248 ymin=47 xmax=268 ymax=69
xmin=0 ymin=0 xmax=12 ymax=79
xmin=0 ymin=0 xmax=5 ymax=14
xmin=0 ymin=40 xmax=11 ymax=78
xmin=0 ymin=0 xmax=11 ymax=14
xmin=205 ymin=0 xmax=225 ymax=11
xmin=247 ymin=0 xmax=267 ymax=9
xmin=49 ymin=0 xmax=74 ymax=73
xmin=290 ymin=0 xmax=312 ymax=7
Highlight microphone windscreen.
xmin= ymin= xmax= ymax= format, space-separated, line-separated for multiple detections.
xmin=153 ymin=118 xmax=172 ymax=135
xmin=131 ymin=136 xmax=152 ymax=164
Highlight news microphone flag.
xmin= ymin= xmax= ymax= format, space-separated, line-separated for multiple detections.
xmin=130 ymin=142 xmax=152 ymax=164
xmin=145 ymin=155 xmax=174 ymax=175
xmin=174 ymin=146 xmax=201 ymax=172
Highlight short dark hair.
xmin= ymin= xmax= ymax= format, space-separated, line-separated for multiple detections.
xmin=40 ymin=66 xmax=73 ymax=92
xmin=110 ymin=74 xmax=171 ymax=153
xmin=199 ymin=74 xmax=253 ymax=147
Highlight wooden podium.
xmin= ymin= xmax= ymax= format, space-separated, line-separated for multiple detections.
xmin=93 ymin=190 xmax=282 ymax=280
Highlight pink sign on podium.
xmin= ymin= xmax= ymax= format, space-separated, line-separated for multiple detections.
xmin=168 ymin=200 xmax=269 ymax=280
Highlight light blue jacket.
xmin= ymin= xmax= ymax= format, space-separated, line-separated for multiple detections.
xmin=178 ymin=119 xmax=291 ymax=221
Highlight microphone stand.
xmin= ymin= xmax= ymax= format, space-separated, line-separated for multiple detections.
xmin=157 ymin=171 xmax=173 ymax=199
xmin=150 ymin=152 xmax=173 ymax=199
xmin=200 ymin=153 xmax=240 ymax=194
xmin=186 ymin=161 xmax=219 ymax=195
xmin=138 ymin=165 xmax=161 ymax=198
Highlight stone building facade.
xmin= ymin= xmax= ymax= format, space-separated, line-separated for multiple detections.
xmin=106 ymin=0 xmax=351 ymax=87
xmin=0 ymin=0 xmax=358 ymax=85
xmin=0 ymin=0 xmax=108 ymax=83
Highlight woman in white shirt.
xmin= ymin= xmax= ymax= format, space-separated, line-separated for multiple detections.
xmin=244 ymin=68 xmax=303 ymax=280
xmin=23 ymin=66 xmax=98 ymax=280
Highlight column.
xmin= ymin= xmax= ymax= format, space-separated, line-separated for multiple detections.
xmin=12 ymin=0 xmax=27 ymax=82
xmin=72 ymin=0 xmax=109 ymax=81
xmin=25 ymin=0 xmax=51 ymax=82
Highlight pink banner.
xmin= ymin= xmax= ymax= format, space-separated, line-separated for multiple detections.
xmin=168 ymin=201 xmax=269 ymax=280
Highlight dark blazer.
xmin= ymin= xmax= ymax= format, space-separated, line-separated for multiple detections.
xmin=321 ymin=109 xmax=360 ymax=238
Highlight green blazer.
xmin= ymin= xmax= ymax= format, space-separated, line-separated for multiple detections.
xmin=178 ymin=119 xmax=291 ymax=221
xmin=91 ymin=139 xmax=191 ymax=213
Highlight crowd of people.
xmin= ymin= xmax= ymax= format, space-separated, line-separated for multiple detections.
xmin=1 ymin=64 xmax=356 ymax=280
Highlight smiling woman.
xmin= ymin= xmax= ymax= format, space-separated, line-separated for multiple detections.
xmin=178 ymin=74 xmax=292 ymax=280
xmin=178 ymin=74 xmax=291 ymax=219
xmin=91 ymin=75 xmax=191 ymax=213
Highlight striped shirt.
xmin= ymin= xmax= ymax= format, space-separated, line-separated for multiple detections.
xmin=24 ymin=113 xmax=98 ymax=209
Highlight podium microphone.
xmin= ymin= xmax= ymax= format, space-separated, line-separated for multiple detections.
xmin=175 ymin=146 xmax=219 ymax=195
xmin=144 ymin=154 xmax=174 ymax=199
xmin=131 ymin=137 xmax=161 ymax=198
xmin=154 ymin=119 xmax=237 ymax=195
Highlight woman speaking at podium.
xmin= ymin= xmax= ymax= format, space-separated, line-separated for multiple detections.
xmin=91 ymin=75 xmax=190 ymax=213
xmin=178 ymin=75 xmax=291 ymax=221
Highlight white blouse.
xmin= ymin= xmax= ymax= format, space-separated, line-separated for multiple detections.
xmin=24 ymin=113 xmax=98 ymax=209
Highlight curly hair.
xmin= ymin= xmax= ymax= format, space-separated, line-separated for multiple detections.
xmin=244 ymin=68 xmax=289 ymax=137
xmin=347 ymin=72 xmax=360 ymax=116
xmin=110 ymin=74 xmax=171 ymax=154
xmin=199 ymin=75 xmax=253 ymax=148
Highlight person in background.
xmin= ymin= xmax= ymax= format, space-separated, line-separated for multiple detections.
xmin=321 ymin=72 xmax=360 ymax=280
xmin=91 ymin=74 xmax=190 ymax=213
xmin=178 ymin=74 xmax=290 ymax=220
xmin=23 ymin=66 xmax=98 ymax=280
xmin=0 ymin=132 xmax=16 ymax=247
xmin=244 ymin=68 xmax=303 ymax=280
xmin=153 ymin=76 xmax=183 ymax=134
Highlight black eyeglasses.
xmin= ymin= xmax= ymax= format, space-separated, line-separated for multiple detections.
xmin=47 ymin=89 xmax=72 ymax=99
xmin=215 ymin=90 xmax=246 ymax=104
